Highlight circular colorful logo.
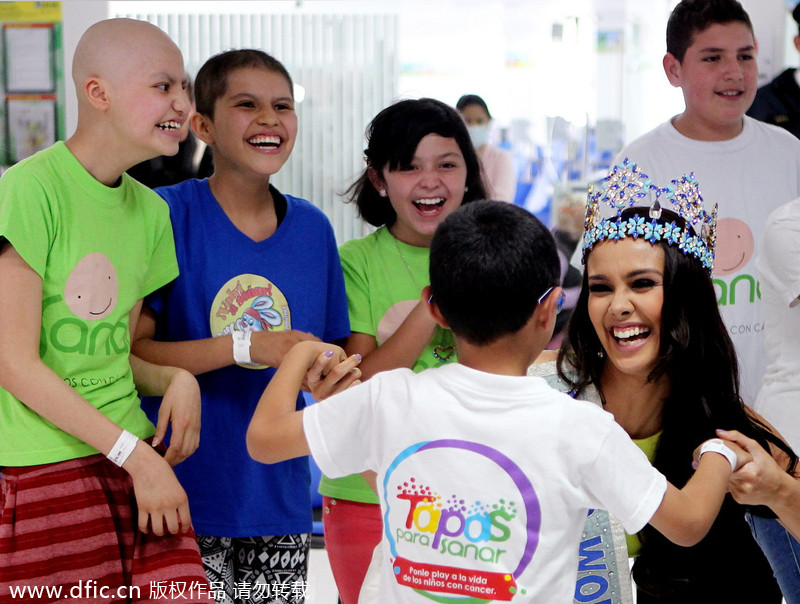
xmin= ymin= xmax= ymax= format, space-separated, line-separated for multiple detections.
xmin=209 ymin=274 xmax=290 ymax=369
xmin=382 ymin=439 xmax=541 ymax=602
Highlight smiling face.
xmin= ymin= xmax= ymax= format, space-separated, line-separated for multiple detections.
xmin=196 ymin=66 xmax=297 ymax=179
xmin=64 ymin=253 xmax=118 ymax=320
xmin=586 ymin=238 xmax=665 ymax=380
xmin=664 ymin=21 xmax=757 ymax=140
xmin=107 ymin=34 xmax=191 ymax=161
xmin=714 ymin=217 xmax=754 ymax=276
xmin=370 ymin=133 xmax=468 ymax=247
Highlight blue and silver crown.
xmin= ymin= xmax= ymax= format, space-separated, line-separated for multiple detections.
xmin=582 ymin=159 xmax=718 ymax=273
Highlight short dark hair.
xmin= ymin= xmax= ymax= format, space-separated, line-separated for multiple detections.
xmin=194 ymin=49 xmax=293 ymax=119
xmin=666 ymin=0 xmax=753 ymax=63
xmin=456 ymin=94 xmax=492 ymax=119
xmin=794 ymin=2 xmax=800 ymax=37
xmin=429 ymin=201 xmax=559 ymax=345
xmin=347 ymin=98 xmax=487 ymax=228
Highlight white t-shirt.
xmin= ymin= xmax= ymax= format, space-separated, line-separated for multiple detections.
xmin=755 ymin=197 xmax=800 ymax=453
xmin=304 ymin=363 xmax=667 ymax=603
xmin=616 ymin=116 xmax=800 ymax=404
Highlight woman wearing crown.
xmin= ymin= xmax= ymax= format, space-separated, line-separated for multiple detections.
xmin=536 ymin=161 xmax=799 ymax=603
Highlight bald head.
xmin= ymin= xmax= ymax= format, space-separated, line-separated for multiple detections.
xmin=73 ymin=18 xmax=181 ymax=88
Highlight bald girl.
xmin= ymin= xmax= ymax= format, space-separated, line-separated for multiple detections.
xmin=0 ymin=18 xmax=211 ymax=603
xmin=68 ymin=18 xmax=190 ymax=185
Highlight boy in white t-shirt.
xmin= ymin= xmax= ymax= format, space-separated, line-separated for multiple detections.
xmin=247 ymin=201 xmax=747 ymax=603
xmin=615 ymin=0 xmax=800 ymax=404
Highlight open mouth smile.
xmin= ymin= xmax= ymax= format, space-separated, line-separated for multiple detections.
xmin=612 ymin=325 xmax=651 ymax=346
xmin=248 ymin=135 xmax=281 ymax=149
xmin=156 ymin=120 xmax=182 ymax=131
xmin=412 ymin=198 xmax=445 ymax=215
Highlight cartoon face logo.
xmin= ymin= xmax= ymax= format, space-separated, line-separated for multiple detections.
xmin=236 ymin=296 xmax=282 ymax=332
xmin=64 ymin=253 xmax=118 ymax=320
xmin=713 ymin=218 xmax=754 ymax=277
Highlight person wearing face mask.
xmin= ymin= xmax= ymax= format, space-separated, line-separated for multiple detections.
xmin=456 ymin=94 xmax=517 ymax=203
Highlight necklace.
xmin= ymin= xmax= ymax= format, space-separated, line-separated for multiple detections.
xmin=393 ymin=233 xmax=455 ymax=363
xmin=393 ymin=234 xmax=422 ymax=292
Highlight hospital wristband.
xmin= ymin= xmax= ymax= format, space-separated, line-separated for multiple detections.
xmin=107 ymin=429 xmax=139 ymax=467
xmin=232 ymin=330 xmax=254 ymax=365
xmin=699 ymin=438 xmax=737 ymax=472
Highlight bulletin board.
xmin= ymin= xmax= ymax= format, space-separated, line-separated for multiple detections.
xmin=0 ymin=2 xmax=63 ymax=167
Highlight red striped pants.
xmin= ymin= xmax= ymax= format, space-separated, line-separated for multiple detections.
xmin=0 ymin=454 xmax=213 ymax=603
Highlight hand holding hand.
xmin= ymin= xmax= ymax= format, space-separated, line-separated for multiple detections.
xmin=717 ymin=429 xmax=786 ymax=507
xmin=692 ymin=437 xmax=751 ymax=471
xmin=249 ymin=329 xmax=320 ymax=367
xmin=305 ymin=346 xmax=362 ymax=400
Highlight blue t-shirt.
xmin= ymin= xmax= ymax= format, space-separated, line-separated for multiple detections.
xmin=143 ymin=178 xmax=350 ymax=537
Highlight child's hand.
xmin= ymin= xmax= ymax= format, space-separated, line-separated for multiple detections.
xmin=250 ymin=330 xmax=321 ymax=367
xmin=153 ymin=368 xmax=201 ymax=466
xmin=305 ymin=347 xmax=362 ymax=400
xmin=124 ymin=443 xmax=192 ymax=535
xmin=691 ymin=437 xmax=751 ymax=471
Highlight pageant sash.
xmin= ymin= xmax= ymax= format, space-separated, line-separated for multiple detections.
xmin=574 ymin=509 xmax=634 ymax=604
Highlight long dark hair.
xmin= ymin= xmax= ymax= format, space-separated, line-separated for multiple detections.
xmin=559 ymin=209 xmax=795 ymax=475
xmin=558 ymin=208 xmax=796 ymax=594
xmin=346 ymin=98 xmax=487 ymax=228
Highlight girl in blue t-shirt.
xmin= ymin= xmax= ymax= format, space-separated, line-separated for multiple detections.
xmin=132 ymin=50 xmax=349 ymax=604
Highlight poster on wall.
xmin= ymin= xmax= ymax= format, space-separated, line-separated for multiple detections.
xmin=6 ymin=96 xmax=55 ymax=163
xmin=0 ymin=1 xmax=62 ymax=167
xmin=4 ymin=24 xmax=54 ymax=92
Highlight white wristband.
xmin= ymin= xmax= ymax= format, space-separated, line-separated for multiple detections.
xmin=699 ymin=438 xmax=737 ymax=472
xmin=232 ymin=330 xmax=254 ymax=365
xmin=107 ymin=429 xmax=139 ymax=467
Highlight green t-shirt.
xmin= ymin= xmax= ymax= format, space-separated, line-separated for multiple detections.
xmin=319 ymin=227 xmax=457 ymax=503
xmin=626 ymin=431 xmax=661 ymax=557
xmin=0 ymin=142 xmax=179 ymax=466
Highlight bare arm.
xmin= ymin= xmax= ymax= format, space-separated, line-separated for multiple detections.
xmin=345 ymin=297 xmax=438 ymax=381
xmin=719 ymin=429 xmax=800 ymax=541
xmin=247 ymin=341 xmax=361 ymax=464
xmin=128 ymin=352 xmax=201 ymax=466
xmin=0 ymin=243 xmax=191 ymax=535
xmin=132 ymin=305 xmax=320 ymax=376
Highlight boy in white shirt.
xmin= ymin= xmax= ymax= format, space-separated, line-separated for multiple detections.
xmin=247 ymin=200 xmax=746 ymax=603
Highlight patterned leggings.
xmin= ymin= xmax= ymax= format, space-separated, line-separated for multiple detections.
xmin=197 ymin=534 xmax=310 ymax=604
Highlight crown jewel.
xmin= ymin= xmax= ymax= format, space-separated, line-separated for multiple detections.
xmin=582 ymin=159 xmax=718 ymax=273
